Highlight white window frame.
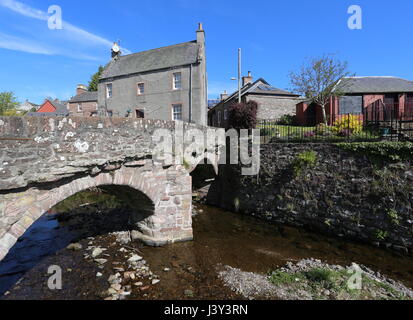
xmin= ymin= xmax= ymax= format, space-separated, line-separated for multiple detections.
xmin=106 ymin=83 xmax=113 ymax=98
xmin=173 ymin=72 xmax=182 ymax=90
xmin=137 ymin=83 xmax=145 ymax=95
xmin=77 ymin=103 xmax=82 ymax=112
xmin=172 ymin=104 xmax=183 ymax=121
xmin=224 ymin=109 xmax=228 ymax=121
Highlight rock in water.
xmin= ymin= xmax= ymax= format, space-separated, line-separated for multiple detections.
xmin=114 ymin=232 xmax=132 ymax=245
xmin=92 ymin=248 xmax=103 ymax=258
xmin=128 ymin=254 xmax=143 ymax=263
xmin=94 ymin=259 xmax=108 ymax=265
xmin=67 ymin=243 xmax=83 ymax=251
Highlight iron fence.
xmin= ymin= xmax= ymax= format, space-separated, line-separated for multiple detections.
xmin=364 ymin=100 xmax=413 ymax=141
xmin=257 ymin=115 xmax=380 ymax=144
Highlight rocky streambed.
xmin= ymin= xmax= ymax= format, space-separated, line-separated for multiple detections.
xmin=1 ymin=191 xmax=413 ymax=300
xmin=219 ymin=259 xmax=413 ymax=300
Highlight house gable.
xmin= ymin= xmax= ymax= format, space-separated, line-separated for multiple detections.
xmin=37 ymin=100 xmax=57 ymax=113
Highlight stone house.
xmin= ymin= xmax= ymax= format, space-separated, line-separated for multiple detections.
xmin=296 ymin=76 xmax=413 ymax=126
xmin=68 ymin=85 xmax=98 ymax=117
xmin=208 ymin=73 xmax=302 ymax=128
xmin=97 ymin=24 xmax=207 ymax=126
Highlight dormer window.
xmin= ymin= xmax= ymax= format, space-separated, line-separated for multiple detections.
xmin=137 ymin=83 xmax=145 ymax=95
xmin=106 ymin=83 xmax=113 ymax=98
xmin=173 ymin=72 xmax=182 ymax=90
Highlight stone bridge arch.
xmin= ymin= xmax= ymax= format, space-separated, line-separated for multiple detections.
xmin=0 ymin=164 xmax=193 ymax=261
xmin=0 ymin=116 xmax=224 ymax=262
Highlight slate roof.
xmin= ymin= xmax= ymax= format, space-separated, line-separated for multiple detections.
xmin=101 ymin=41 xmax=200 ymax=80
xmin=335 ymin=77 xmax=413 ymax=94
xmin=250 ymin=83 xmax=300 ymax=96
xmin=208 ymin=78 xmax=301 ymax=113
xmin=68 ymin=91 xmax=98 ymax=103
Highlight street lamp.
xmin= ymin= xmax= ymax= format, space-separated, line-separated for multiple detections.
xmin=230 ymin=48 xmax=242 ymax=103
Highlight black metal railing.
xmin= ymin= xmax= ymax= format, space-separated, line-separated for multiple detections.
xmin=257 ymin=115 xmax=380 ymax=144
xmin=363 ymin=100 xmax=413 ymax=141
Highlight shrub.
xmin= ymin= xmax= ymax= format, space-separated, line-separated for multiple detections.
xmin=303 ymin=268 xmax=335 ymax=289
xmin=333 ymin=115 xmax=363 ymax=135
xmin=228 ymin=100 xmax=258 ymax=130
xmin=269 ymin=271 xmax=297 ymax=285
xmin=315 ymin=123 xmax=334 ymax=137
xmin=261 ymin=127 xmax=280 ymax=137
xmin=386 ymin=209 xmax=400 ymax=225
xmin=304 ymin=268 xmax=333 ymax=283
xmin=375 ymin=230 xmax=389 ymax=241
xmin=277 ymin=114 xmax=297 ymax=125
xmin=292 ymin=151 xmax=318 ymax=177
xmin=337 ymin=142 xmax=413 ymax=163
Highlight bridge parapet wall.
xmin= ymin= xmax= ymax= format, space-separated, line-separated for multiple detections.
xmin=0 ymin=116 xmax=216 ymax=191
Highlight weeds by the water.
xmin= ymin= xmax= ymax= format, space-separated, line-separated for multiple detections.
xmin=268 ymin=265 xmax=412 ymax=300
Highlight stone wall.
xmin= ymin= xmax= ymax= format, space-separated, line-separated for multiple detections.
xmin=246 ymin=95 xmax=303 ymax=120
xmin=207 ymin=143 xmax=413 ymax=254
xmin=68 ymin=101 xmax=98 ymax=117
xmin=0 ymin=116 xmax=217 ymax=191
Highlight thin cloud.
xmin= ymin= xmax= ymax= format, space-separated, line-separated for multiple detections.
xmin=0 ymin=32 xmax=54 ymax=55
xmin=0 ymin=0 xmax=131 ymax=55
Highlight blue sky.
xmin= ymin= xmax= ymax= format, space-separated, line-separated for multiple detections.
xmin=0 ymin=0 xmax=412 ymax=104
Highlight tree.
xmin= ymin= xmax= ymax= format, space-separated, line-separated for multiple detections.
xmin=0 ymin=92 xmax=19 ymax=116
xmin=228 ymin=100 xmax=258 ymax=130
xmin=88 ymin=65 xmax=104 ymax=92
xmin=289 ymin=54 xmax=352 ymax=125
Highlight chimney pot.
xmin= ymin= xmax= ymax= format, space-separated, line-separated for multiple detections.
xmin=76 ymin=84 xmax=88 ymax=95
xmin=242 ymin=71 xmax=253 ymax=86
xmin=220 ymin=90 xmax=229 ymax=101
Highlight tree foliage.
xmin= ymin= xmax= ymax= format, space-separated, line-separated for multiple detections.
xmin=88 ymin=65 xmax=104 ymax=92
xmin=289 ymin=54 xmax=352 ymax=124
xmin=228 ymin=100 xmax=258 ymax=130
xmin=0 ymin=91 xmax=19 ymax=116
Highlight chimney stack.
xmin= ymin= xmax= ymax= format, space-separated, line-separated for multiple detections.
xmin=242 ymin=71 xmax=253 ymax=86
xmin=76 ymin=84 xmax=88 ymax=95
xmin=220 ymin=90 xmax=229 ymax=101
xmin=196 ymin=22 xmax=205 ymax=46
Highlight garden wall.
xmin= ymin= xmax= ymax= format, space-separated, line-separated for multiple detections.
xmin=207 ymin=143 xmax=413 ymax=254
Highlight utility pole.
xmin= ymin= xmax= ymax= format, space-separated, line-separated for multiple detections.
xmin=238 ymin=48 xmax=242 ymax=103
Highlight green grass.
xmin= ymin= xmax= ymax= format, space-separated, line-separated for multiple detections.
xmin=269 ymin=270 xmax=300 ymax=285
xmin=268 ymin=266 xmax=412 ymax=300
xmin=257 ymin=124 xmax=315 ymax=137
xmin=257 ymin=124 xmax=380 ymax=142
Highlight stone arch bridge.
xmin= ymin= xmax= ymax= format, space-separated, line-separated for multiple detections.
xmin=0 ymin=117 xmax=222 ymax=261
